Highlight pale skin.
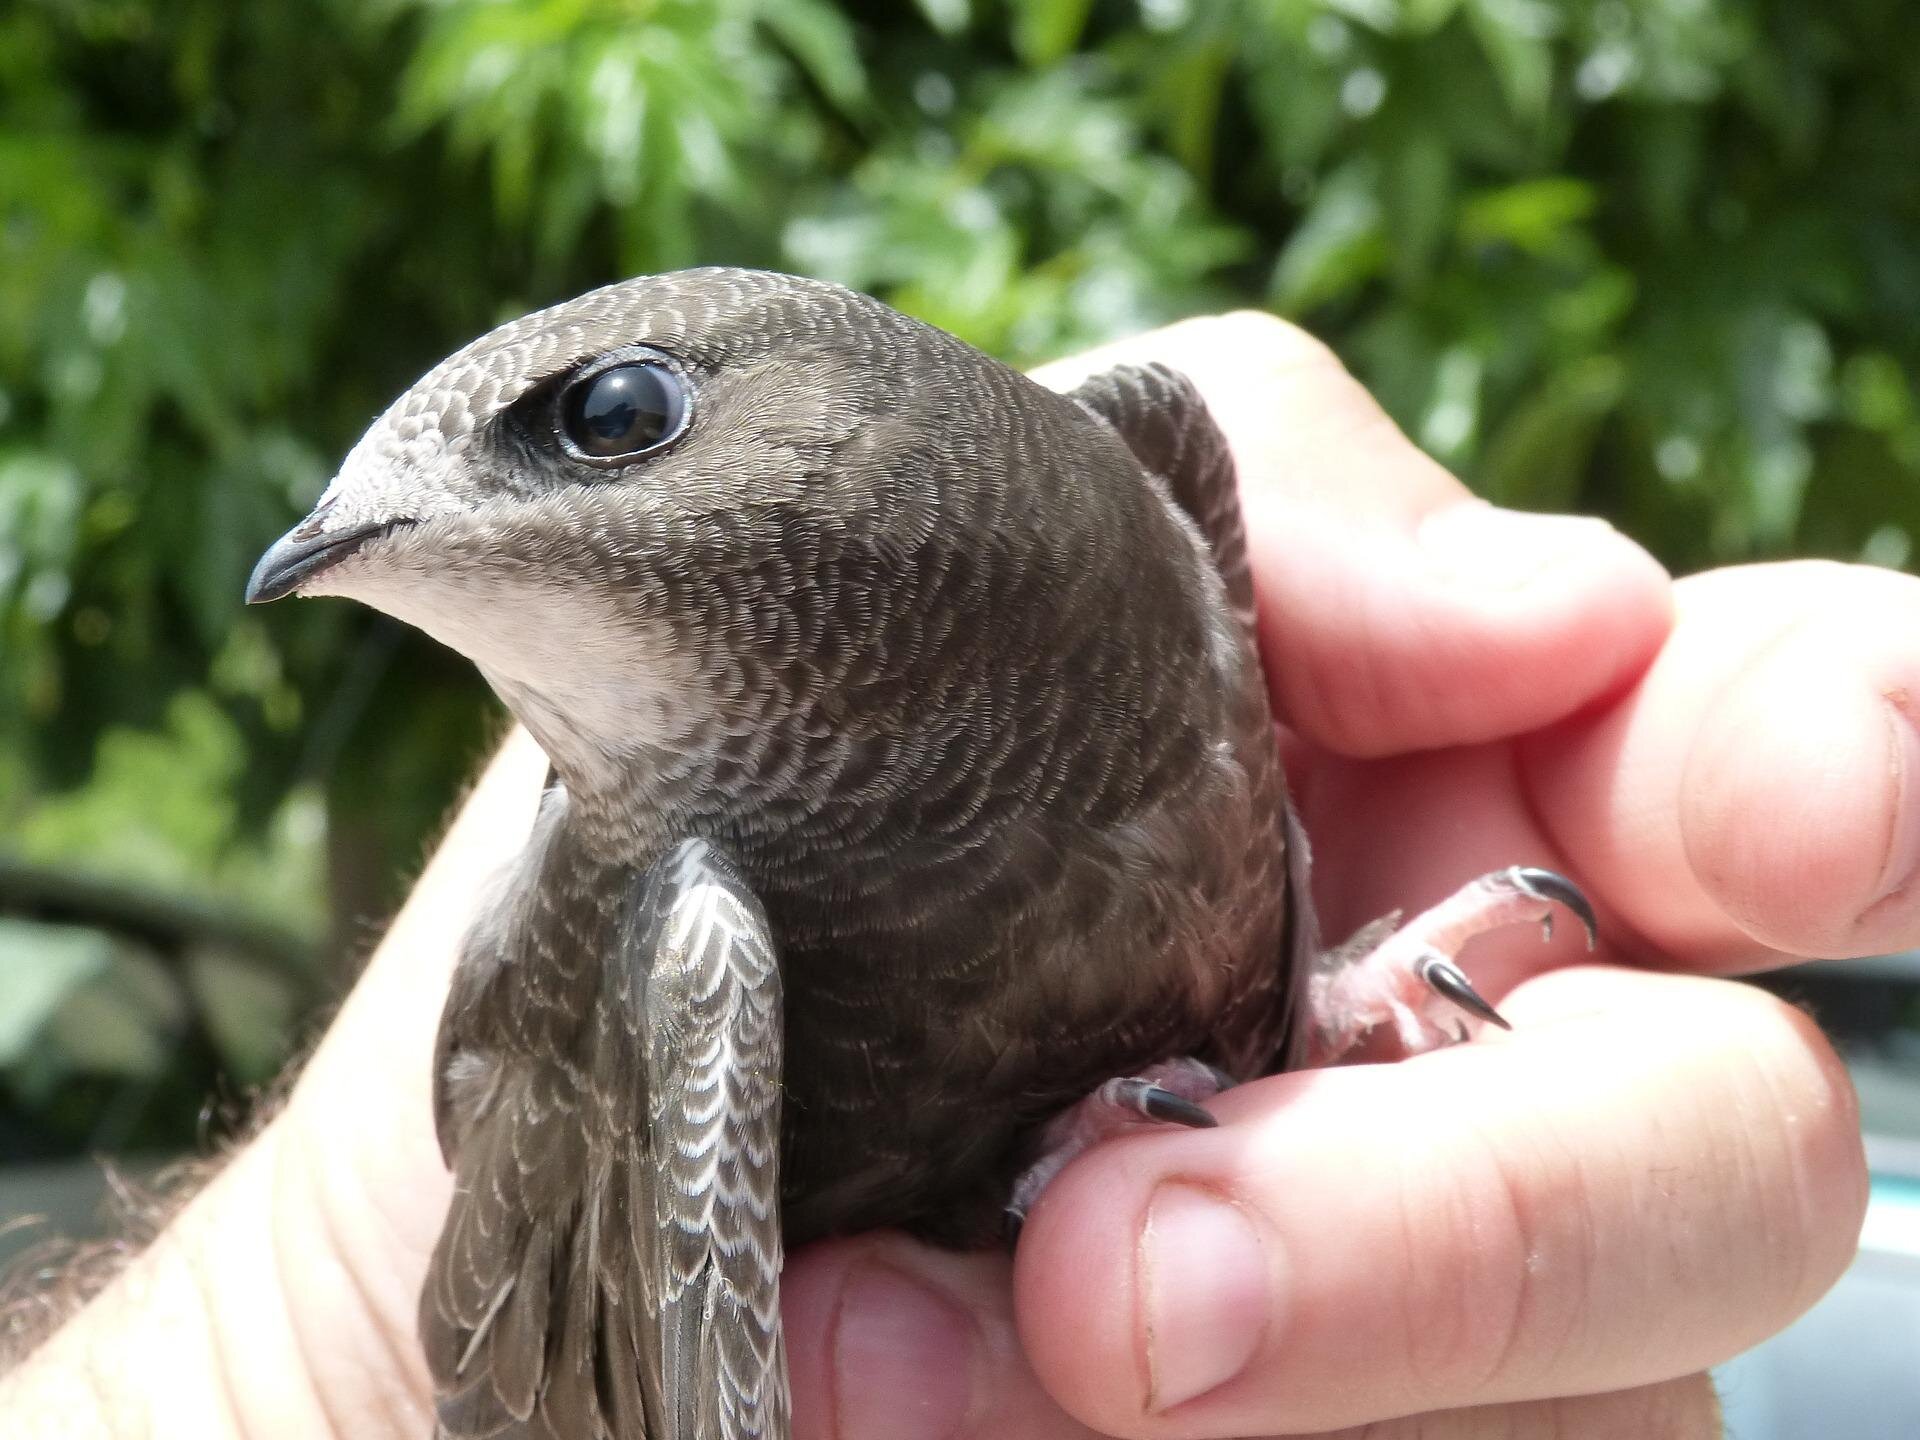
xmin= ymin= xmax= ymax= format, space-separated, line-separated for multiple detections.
xmin=0 ymin=312 xmax=1884 ymax=1439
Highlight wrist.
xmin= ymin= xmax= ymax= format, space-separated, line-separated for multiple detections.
xmin=0 ymin=729 xmax=541 ymax=1439
xmin=1 ymin=1125 xmax=315 ymax=1439
xmin=0 ymin=1117 xmax=432 ymax=1440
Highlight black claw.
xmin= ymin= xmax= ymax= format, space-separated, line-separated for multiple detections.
xmin=1417 ymin=956 xmax=1513 ymax=1032
xmin=1136 ymin=1085 xmax=1219 ymax=1128
xmin=1004 ymin=1207 xmax=1026 ymax=1248
xmin=1511 ymin=867 xmax=1599 ymax=950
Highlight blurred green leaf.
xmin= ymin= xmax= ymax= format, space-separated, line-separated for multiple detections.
xmin=1464 ymin=0 xmax=1557 ymax=121
xmin=1458 ymin=177 xmax=1596 ymax=254
xmin=1272 ymin=161 xmax=1387 ymax=312
xmin=1012 ymin=0 xmax=1093 ymax=66
xmin=185 ymin=944 xmax=298 ymax=1083
xmin=40 ymin=947 xmax=183 ymax=1081
xmin=914 ymin=0 xmax=970 ymax=37
xmin=1481 ymin=356 xmax=1626 ymax=510
xmin=0 ymin=921 xmax=112 ymax=1065
xmin=1148 ymin=38 xmax=1229 ymax=176
xmin=761 ymin=0 xmax=868 ymax=109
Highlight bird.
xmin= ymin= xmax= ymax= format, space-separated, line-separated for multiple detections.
xmin=247 ymin=268 xmax=1594 ymax=1440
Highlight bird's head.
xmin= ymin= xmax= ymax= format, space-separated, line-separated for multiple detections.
xmin=248 ymin=268 xmax=989 ymax=782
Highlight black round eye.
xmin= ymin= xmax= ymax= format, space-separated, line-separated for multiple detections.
xmin=560 ymin=362 xmax=688 ymax=460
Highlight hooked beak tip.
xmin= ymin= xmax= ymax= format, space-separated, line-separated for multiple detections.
xmin=245 ymin=518 xmax=401 ymax=605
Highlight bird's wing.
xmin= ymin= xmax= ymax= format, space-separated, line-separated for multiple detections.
xmin=1278 ymin=801 xmax=1326 ymax=1071
xmin=1073 ymin=361 xmax=1322 ymax=1073
xmin=633 ymin=839 xmax=789 ymax=1440
xmin=422 ymin=1044 xmax=630 ymax=1439
xmin=421 ymin=837 xmax=786 ymax=1440
xmin=1070 ymin=361 xmax=1256 ymax=627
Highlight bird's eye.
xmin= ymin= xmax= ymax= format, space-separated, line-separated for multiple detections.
xmin=559 ymin=362 xmax=689 ymax=461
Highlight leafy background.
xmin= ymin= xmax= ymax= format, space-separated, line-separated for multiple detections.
xmin=2 ymin=0 xmax=1917 ymax=1161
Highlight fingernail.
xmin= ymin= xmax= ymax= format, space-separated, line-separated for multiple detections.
xmin=1141 ymin=1183 xmax=1273 ymax=1411
xmin=1870 ymin=696 xmax=1920 ymax=908
xmin=1419 ymin=502 xmax=1622 ymax=591
xmin=834 ymin=1261 xmax=976 ymax=1440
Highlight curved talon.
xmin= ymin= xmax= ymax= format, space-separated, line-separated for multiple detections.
xmin=1010 ymin=1061 xmax=1232 ymax=1233
xmin=1416 ymin=954 xmax=1513 ymax=1032
xmin=1510 ymin=867 xmax=1599 ymax=950
xmin=1133 ymin=1083 xmax=1219 ymax=1128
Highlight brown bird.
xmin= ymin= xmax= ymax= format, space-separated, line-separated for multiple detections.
xmin=248 ymin=269 xmax=1593 ymax=1440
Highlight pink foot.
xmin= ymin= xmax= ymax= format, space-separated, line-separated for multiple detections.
xmin=1305 ymin=867 xmax=1596 ymax=1066
xmin=1007 ymin=1058 xmax=1230 ymax=1236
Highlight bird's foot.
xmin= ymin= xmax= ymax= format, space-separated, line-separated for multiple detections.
xmin=1304 ymin=866 xmax=1596 ymax=1066
xmin=1005 ymin=1058 xmax=1231 ymax=1242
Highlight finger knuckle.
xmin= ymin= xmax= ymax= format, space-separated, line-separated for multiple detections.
xmin=1638 ymin=1372 xmax=1726 ymax=1438
xmin=1206 ymin=309 xmax=1346 ymax=376
xmin=1394 ymin=1121 xmax=1557 ymax=1399
xmin=1548 ymin=1373 xmax=1724 ymax=1440
xmin=1713 ymin=989 xmax=1868 ymax=1308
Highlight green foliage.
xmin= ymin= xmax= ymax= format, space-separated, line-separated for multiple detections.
xmin=2 ymin=0 xmax=1917 ymax=1154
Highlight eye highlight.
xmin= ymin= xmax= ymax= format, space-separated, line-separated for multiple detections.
xmin=558 ymin=360 xmax=690 ymax=462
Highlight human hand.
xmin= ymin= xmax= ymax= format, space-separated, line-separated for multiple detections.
xmin=778 ymin=319 xmax=1872 ymax=1439
xmin=0 ymin=315 xmax=1872 ymax=1440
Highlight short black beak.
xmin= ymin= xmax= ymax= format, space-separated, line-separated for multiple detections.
xmin=245 ymin=515 xmax=395 ymax=604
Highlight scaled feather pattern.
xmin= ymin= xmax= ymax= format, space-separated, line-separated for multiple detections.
xmin=251 ymin=269 xmax=1300 ymax=1439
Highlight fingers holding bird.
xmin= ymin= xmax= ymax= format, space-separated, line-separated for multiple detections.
xmin=1524 ymin=560 xmax=1920 ymax=969
xmin=1293 ymin=562 xmax=1920 ymax=999
xmin=1044 ymin=314 xmax=1920 ymax=987
xmin=784 ymin=324 xmax=1890 ymax=1440
xmin=783 ymin=969 xmax=1862 ymax=1440
xmin=1037 ymin=312 xmax=1675 ymax=760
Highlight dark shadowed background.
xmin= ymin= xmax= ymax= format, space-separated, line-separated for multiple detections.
xmin=2 ymin=6 xmax=1918 ymax=1423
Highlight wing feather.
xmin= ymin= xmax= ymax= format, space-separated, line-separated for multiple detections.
xmin=423 ymin=832 xmax=786 ymax=1440
xmin=633 ymin=840 xmax=789 ymax=1440
xmin=1071 ymin=361 xmax=1256 ymax=628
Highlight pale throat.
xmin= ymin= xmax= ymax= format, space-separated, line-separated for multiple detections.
xmin=355 ymin=567 xmax=715 ymax=799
